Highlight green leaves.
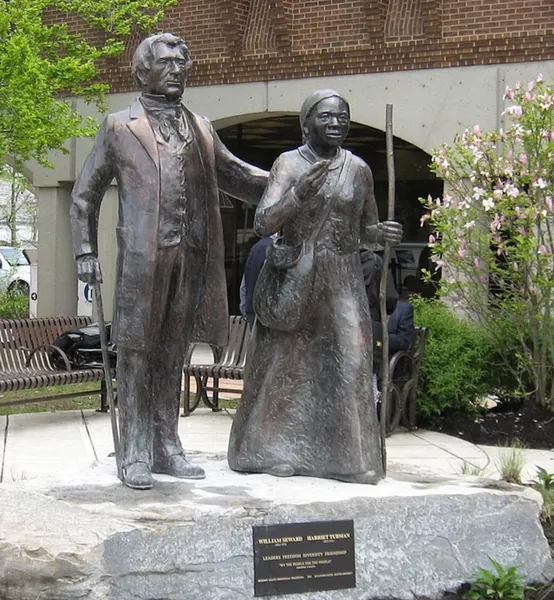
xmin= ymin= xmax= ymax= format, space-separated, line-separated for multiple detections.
xmin=412 ymin=296 xmax=495 ymax=419
xmin=531 ymin=466 xmax=554 ymax=523
xmin=464 ymin=558 xmax=530 ymax=600
xmin=0 ymin=0 xmax=176 ymax=167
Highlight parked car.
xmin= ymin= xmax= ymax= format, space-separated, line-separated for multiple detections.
xmin=0 ymin=247 xmax=30 ymax=296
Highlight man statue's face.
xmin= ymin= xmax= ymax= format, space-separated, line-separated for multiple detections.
xmin=145 ymin=43 xmax=188 ymax=99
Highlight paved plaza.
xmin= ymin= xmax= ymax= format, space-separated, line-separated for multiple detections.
xmin=2 ymin=406 xmax=553 ymax=485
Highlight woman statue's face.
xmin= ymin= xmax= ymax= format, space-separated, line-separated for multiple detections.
xmin=303 ymin=97 xmax=350 ymax=149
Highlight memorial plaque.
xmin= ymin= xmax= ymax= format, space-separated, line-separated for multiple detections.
xmin=253 ymin=520 xmax=355 ymax=597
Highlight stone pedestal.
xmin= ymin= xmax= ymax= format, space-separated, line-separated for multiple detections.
xmin=0 ymin=456 xmax=552 ymax=600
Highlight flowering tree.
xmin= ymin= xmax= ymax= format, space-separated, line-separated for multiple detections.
xmin=422 ymin=75 xmax=554 ymax=408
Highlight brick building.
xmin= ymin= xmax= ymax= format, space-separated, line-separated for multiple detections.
xmin=31 ymin=0 xmax=554 ymax=317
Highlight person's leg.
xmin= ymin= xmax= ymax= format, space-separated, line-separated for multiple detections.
xmin=117 ymin=345 xmax=154 ymax=489
xmin=150 ymin=245 xmax=205 ymax=479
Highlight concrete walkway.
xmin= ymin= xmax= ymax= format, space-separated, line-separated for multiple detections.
xmin=1 ymin=407 xmax=554 ymax=484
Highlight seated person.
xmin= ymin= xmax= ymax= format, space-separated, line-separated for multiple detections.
xmin=388 ymin=297 xmax=415 ymax=353
xmin=243 ymin=235 xmax=275 ymax=328
xmin=360 ymin=248 xmax=398 ymax=324
xmin=360 ymin=248 xmax=398 ymax=375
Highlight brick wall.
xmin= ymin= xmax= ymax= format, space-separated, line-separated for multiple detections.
xmin=54 ymin=0 xmax=554 ymax=92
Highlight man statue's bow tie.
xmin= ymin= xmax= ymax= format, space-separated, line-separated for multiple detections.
xmin=141 ymin=95 xmax=188 ymax=143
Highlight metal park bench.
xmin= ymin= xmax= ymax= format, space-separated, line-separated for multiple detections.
xmin=0 ymin=316 xmax=109 ymax=411
xmin=182 ymin=315 xmax=250 ymax=416
xmin=383 ymin=326 xmax=428 ymax=435
xmin=182 ymin=317 xmax=427 ymax=436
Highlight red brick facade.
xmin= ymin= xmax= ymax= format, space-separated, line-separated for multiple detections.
xmin=73 ymin=0 xmax=554 ymax=92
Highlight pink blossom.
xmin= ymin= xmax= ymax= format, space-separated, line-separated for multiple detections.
xmin=473 ymin=125 xmax=481 ymax=136
xmin=515 ymin=81 xmax=521 ymax=90
xmin=550 ymin=131 xmax=554 ymax=142
xmin=519 ymin=153 xmax=528 ymax=164
xmin=458 ymin=247 xmax=466 ymax=258
xmin=546 ymin=196 xmax=553 ymax=212
xmin=506 ymin=184 xmax=520 ymax=198
xmin=504 ymin=105 xmax=523 ymax=117
xmin=490 ymin=215 xmax=501 ymax=231
xmin=420 ymin=214 xmax=430 ymax=226
xmin=525 ymin=91 xmax=533 ymax=102
xmin=513 ymin=262 xmax=519 ymax=271
xmin=539 ymin=244 xmax=550 ymax=255
xmin=482 ymin=198 xmax=494 ymax=212
xmin=533 ymin=178 xmax=547 ymax=189
xmin=474 ymin=258 xmax=480 ymax=269
xmin=537 ymin=73 xmax=544 ymax=82
xmin=428 ymin=234 xmax=436 ymax=245
xmin=540 ymin=95 xmax=553 ymax=110
xmin=515 ymin=206 xmax=522 ymax=217
xmin=528 ymin=80 xmax=535 ymax=92
xmin=504 ymin=87 xmax=514 ymax=101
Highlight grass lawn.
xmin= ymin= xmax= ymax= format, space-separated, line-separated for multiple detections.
xmin=0 ymin=382 xmax=102 ymax=416
xmin=0 ymin=384 xmax=241 ymax=416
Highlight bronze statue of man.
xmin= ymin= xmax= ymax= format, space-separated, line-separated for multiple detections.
xmin=71 ymin=33 xmax=267 ymax=490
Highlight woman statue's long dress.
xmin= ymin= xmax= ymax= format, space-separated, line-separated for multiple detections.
xmin=227 ymin=90 xmax=402 ymax=484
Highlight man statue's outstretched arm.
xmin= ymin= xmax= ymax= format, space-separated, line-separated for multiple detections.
xmin=211 ymin=125 xmax=269 ymax=205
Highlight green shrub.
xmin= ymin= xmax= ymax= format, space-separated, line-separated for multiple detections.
xmin=412 ymin=296 xmax=494 ymax=420
xmin=464 ymin=558 xmax=530 ymax=600
xmin=0 ymin=291 xmax=29 ymax=318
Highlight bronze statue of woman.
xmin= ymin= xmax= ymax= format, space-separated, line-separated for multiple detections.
xmin=228 ymin=89 xmax=402 ymax=484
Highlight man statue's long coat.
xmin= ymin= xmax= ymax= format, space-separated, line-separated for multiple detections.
xmin=71 ymin=100 xmax=267 ymax=350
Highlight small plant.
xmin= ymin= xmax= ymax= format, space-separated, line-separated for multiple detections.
xmin=496 ymin=439 xmax=526 ymax=484
xmin=464 ymin=558 xmax=530 ymax=600
xmin=460 ymin=461 xmax=486 ymax=476
xmin=531 ymin=466 xmax=554 ymax=522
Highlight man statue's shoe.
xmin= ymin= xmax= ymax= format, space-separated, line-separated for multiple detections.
xmin=122 ymin=461 xmax=154 ymax=490
xmin=153 ymin=454 xmax=206 ymax=480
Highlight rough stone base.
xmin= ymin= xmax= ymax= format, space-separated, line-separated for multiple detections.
xmin=0 ymin=456 xmax=552 ymax=600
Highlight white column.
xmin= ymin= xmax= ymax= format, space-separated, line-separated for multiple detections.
xmin=36 ymin=186 xmax=77 ymax=316
xmin=36 ymin=184 xmax=118 ymax=319
xmin=94 ymin=186 xmax=118 ymax=322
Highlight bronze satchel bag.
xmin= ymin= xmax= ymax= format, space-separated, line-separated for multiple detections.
xmin=253 ymin=151 xmax=351 ymax=332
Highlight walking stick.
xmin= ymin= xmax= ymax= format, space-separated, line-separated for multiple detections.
xmin=94 ymin=279 xmax=122 ymax=481
xmin=378 ymin=103 xmax=396 ymax=476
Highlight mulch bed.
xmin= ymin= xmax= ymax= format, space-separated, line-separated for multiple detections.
xmin=421 ymin=400 xmax=554 ymax=450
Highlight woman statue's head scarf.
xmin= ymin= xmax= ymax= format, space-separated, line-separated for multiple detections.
xmin=299 ymin=89 xmax=350 ymax=142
